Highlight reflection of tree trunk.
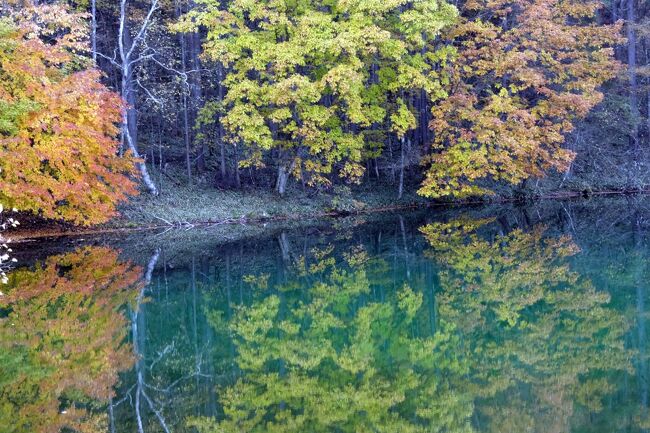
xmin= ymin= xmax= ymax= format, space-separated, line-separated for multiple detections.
xmin=278 ymin=231 xmax=291 ymax=262
xmin=109 ymin=397 xmax=116 ymax=433
xmin=426 ymin=262 xmax=436 ymax=335
xmin=133 ymin=288 xmax=147 ymax=433
xmin=132 ymin=249 xmax=171 ymax=433
xmin=634 ymin=212 xmax=648 ymax=428
xmin=399 ymin=215 xmax=410 ymax=280
xmin=191 ymin=257 xmax=201 ymax=415
xmin=224 ymin=252 xmax=237 ymax=372
xmin=637 ymin=280 xmax=648 ymax=428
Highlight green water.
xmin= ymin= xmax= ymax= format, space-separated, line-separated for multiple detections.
xmin=3 ymin=198 xmax=650 ymax=432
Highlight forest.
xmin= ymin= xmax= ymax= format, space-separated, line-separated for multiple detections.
xmin=4 ymin=2 xmax=650 ymax=431
xmin=0 ymin=0 xmax=648 ymax=228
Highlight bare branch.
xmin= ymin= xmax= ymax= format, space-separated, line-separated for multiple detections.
xmin=136 ymin=78 xmax=163 ymax=106
xmin=127 ymin=0 xmax=160 ymax=61
xmin=95 ymin=50 xmax=120 ymax=68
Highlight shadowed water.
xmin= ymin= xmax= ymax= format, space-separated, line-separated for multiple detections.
xmin=3 ymin=197 xmax=650 ymax=432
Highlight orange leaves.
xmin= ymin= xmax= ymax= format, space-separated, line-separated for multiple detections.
xmin=0 ymin=247 xmax=142 ymax=433
xmin=12 ymin=4 xmax=92 ymax=58
xmin=0 ymin=18 xmax=138 ymax=225
xmin=420 ymin=0 xmax=623 ymax=198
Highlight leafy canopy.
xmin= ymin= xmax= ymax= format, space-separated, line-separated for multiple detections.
xmin=420 ymin=0 xmax=623 ymax=198
xmin=0 ymin=11 xmax=137 ymax=225
xmin=177 ymin=0 xmax=457 ymax=186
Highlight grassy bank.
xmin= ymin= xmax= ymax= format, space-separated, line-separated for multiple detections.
xmin=112 ymin=180 xmax=432 ymax=228
xmin=8 ymin=178 xmax=432 ymax=240
xmin=115 ymin=164 xmax=650 ymax=227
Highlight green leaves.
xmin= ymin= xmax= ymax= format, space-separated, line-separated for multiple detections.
xmin=192 ymin=245 xmax=473 ymax=433
xmin=183 ymin=0 xmax=458 ymax=189
xmin=391 ymin=100 xmax=417 ymax=138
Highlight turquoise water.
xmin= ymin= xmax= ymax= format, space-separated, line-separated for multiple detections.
xmin=3 ymin=198 xmax=650 ymax=432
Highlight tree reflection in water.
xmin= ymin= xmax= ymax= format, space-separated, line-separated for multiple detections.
xmin=7 ymin=206 xmax=650 ymax=433
xmin=0 ymin=247 xmax=143 ymax=433
xmin=189 ymin=217 xmax=632 ymax=433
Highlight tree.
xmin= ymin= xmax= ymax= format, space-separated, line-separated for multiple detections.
xmin=177 ymin=0 xmax=458 ymax=195
xmin=114 ymin=0 xmax=160 ymax=195
xmin=0 ymin=11 xmax=139 ymax=225
xmin=420 ymin=217 xmax=631 ymax=431
xmin=419 ymin=0 xmax=623 ymax=198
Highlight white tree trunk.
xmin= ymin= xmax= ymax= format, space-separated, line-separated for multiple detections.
xmin=118 ymin=0 xmax=159 ymax=195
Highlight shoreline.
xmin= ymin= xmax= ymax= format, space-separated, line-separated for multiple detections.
xmin=7 ymin=187 xmax=649 ymax=243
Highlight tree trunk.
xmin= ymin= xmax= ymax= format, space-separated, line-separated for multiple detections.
xmin=276 ymin=164 xmax=290 ymax=196
xmin=646 ymin=40 xmax=650 ymax=147
xmin=217 ymin=63 xmax=227 ymax=182
xmin=234 ymin=147 xmax=241 ymax=188
xmin=627 ymin=0 xmax=639 ymax=156
xmin=190 ymin=30 xmax=206 ymax=172
xmin=118 ymin=0 xmax=158 ymax=195
xmin=91 ymin=0 xmax=97 ymax=62
xmin=176 ymin=0 xmax=192 ymax=185
xmin=182 ymin=91 xmax=192 ymax=185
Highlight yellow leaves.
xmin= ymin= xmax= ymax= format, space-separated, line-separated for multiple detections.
xmin=12 ymin=4 xmax=91 ymax=59
xmin=270 ymin=75 xmax=321 ymax=106
xmin=390 ymin=100 xmax=417 ymax=139
xmin=187 ymin=0 xmax=458 ymax=191
xmin=0 ymin=247 xmax=141 ymax=433
xmin=337 ymin=0 xmax=407 ymax=15
xmin=339 ymin=161 xmax=365 ymax=183
xmin=421 ymin=0 xmax=621 ymax=199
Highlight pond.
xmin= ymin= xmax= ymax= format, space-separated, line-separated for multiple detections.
xmin=3 ymin=196 xmax=650 ymax=432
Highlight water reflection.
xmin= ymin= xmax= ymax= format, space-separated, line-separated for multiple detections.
xmin=5 ymin=202 xmax=650 ymax=432
xmin=0 ymin=247 xmax=142 ymax=433
xmin=191 ymin=246 xmax=472 ymax=433
xmin=421 ymin=218 xmax=631 ymax=432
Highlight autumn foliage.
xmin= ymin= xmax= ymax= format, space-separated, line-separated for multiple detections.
xmin=0 ymin=247 xmax=142 ymax=433
xmin=0 ymin=14 xmax=137 ymax=225
xmin=0 ymin=0 xmax=629 ymax=225
xmin=420 ymin=0 xmax=623 ymax=198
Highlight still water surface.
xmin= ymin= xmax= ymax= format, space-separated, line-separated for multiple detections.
xmin=3 ymin=198 xmax=650 ymax=432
